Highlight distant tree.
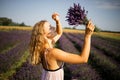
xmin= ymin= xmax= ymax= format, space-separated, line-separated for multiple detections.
xmin=19 ymin=22 xmax=25 ymax=26
xmin=0 ymin=17 xmax=28 ymax=26
xmin=9 ymin=22 xmax=19 ymax=26
xmin=66 ymin=3 xmax=88 ymax=28
xmin=64 ymin=27 xmax=72 ymax=29
xmin=0 ymin=17 xmax=12 ymax=26
xmin=94 ymin=25 xmax=101 ymax=32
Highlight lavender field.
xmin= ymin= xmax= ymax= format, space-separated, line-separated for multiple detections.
xmin=0 ymin=28 xmax=120 ymax=80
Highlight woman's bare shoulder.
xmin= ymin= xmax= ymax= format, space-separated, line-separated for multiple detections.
xmin=49 ymin=48 xmax=62 ymax=54
xmin=48 ymin=48 xmax=65 ymax=56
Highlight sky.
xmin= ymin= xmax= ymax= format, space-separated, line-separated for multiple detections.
xmin=0 ymin=0 xmax=120 ymax=31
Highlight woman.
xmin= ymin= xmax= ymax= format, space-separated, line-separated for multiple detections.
xmin=29 ymin=12 xmax=95 ymax=80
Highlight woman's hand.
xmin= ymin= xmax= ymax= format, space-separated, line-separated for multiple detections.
xmin=52 ymin=12 xmax=60 ymax=22
xmin=85 ymin=20 xmax=95 ymax=37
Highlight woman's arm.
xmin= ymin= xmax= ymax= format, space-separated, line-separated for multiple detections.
xmin=80 ymin=20 xmax=95 ymax=62
xmin=52 ymin=12 xmax=63 ymax=42
xmin=50 ymin=20 xmax=95 ymax=64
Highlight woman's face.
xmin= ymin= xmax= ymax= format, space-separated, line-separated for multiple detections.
xmin=44 ymin=22 xmax=51 ymax=36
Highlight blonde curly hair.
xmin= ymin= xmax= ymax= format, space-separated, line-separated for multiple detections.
xmin=29 ymin=20 xmax=47 ymax=65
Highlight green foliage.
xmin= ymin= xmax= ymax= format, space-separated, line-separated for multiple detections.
xmin=64 ymin=27 xmax=72 ymax=29
xmin=94 ymin=25 xmax=101 ymax=32
xmin=19 ymin=22 xmax=25 ymax=26
xmin=0 ymin=17 xmax=27 ymax=26
xmin=0 ymin=17 xmax=12 ymax=26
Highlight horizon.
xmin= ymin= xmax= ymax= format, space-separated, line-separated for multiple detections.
xmin=0 ymin=0 xmax=120 ymax=32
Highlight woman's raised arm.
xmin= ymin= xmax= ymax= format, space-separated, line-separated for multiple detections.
xmin=50 ymin=20 xmax=95 ymax=64
xmin=52 ymin=12 xmax=63 ymax=42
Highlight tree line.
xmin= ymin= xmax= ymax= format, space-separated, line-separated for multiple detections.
xmin=0 ymin=17 xmax=28 ymax=26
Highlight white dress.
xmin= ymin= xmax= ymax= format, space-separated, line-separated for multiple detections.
xmin=41 ymin=48 xmax=64 ymax=80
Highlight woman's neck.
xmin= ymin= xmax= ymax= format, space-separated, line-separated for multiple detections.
xmin=44 ymin=37 xmax=53 ymax=49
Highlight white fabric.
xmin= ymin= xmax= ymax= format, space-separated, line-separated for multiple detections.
xmin=41 ymin=68 xmax=64 ymax=80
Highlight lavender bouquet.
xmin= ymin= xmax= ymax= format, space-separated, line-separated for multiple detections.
xmin=66 ymin=3 xmax=88 ymax=28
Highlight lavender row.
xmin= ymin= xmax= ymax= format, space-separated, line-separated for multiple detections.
xmin=69 ymin=32 xmax=120 ymax=63
xmin=70 ymin=32 xmax=120 ymax=63
xmin=91 ymin=36 xmax=120 ymax=62
xmin=64 ymin=33 xmax=84 ymax=52
xmin=59 ymin=33 xmax=102 ymax=80
xmin=0 ymin=37 xmax=29 ymax=73
xmin=0 ymin=30 xmax=30 ymax=74
xmin=8 ymin=30 xmax=42 ymax=80
xmin=67 ymin=32 xmax=120 ymax=80
xmin=96 ymin=35 xmax=120 ymax=48
xmin=94 ymin=35 xmax=120 ymax=49
xmin=70 ymin=32 xmax=120 ymax=49
xmin=9 ymin=61 xmax=42 ymax=80
xmin=0 ymin=31 xmax=18 ymax=53
xmin=0 ymin=30 xmax=30 ymax=53
xmin=59 ymin=33 xmax=79 ymax=53
xmin=90 ymin=47 xmax=120 ymax=80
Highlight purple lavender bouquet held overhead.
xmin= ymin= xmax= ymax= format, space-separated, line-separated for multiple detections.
xmin=66 ymin=3 xmax=88 ymax=27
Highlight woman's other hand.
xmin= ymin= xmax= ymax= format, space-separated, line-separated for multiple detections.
xmin=52 ymin=12 xmax=60 ymax=22
xmin=85 ymin=20 xmax=95 ymax=37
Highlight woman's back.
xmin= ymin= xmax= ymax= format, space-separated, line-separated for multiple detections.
xmin=41 ymin=48 xmax=64 ymax=80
